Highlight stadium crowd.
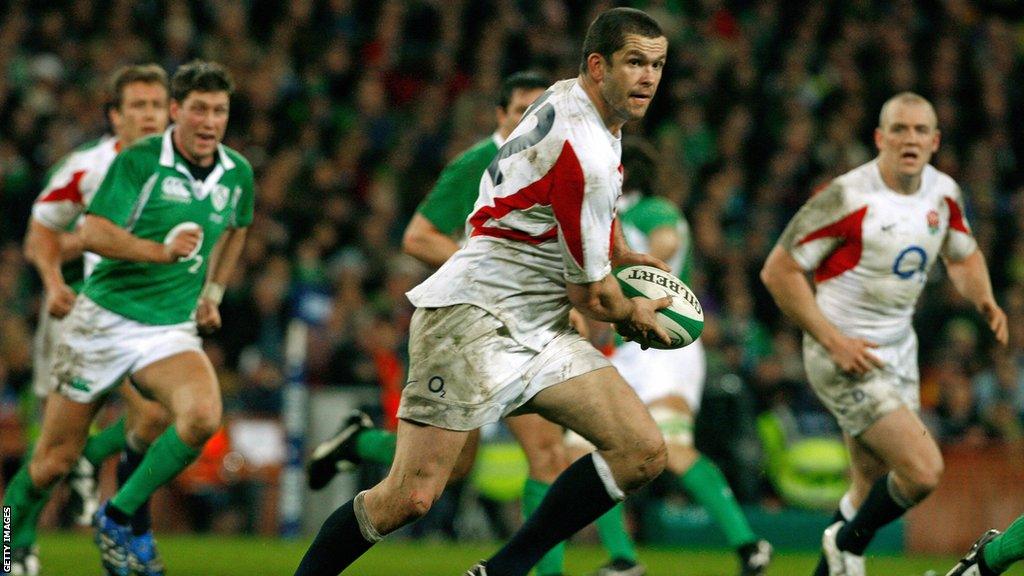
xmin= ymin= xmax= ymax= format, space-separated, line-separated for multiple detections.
xmin=1 ymin=0 xmax=1023 ymax=532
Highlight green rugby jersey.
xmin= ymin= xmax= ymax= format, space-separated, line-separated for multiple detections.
xmin=84 ymin=128 xmax=255 ymax=325
xmin=619 ymin=194 xmax=692 ymax=284
xmin=417 ymin=134 xmax=500 ymax=234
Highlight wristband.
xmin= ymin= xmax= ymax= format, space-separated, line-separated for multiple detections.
xmin=201 ymin=282 xmax=225 ymax=305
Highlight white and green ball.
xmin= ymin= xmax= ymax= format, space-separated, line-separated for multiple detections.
xmin=614 ymin=265 xmax=704 ymax=350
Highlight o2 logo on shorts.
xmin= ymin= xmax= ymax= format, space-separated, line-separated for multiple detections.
xmin=892 ymin=245 xmax=928 ymax=280
xmin=428 ymin=376 xmax=446 ymax=398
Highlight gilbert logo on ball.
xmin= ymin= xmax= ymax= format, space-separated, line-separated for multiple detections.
xmin=614 ymin=265 xmax=704 ymax=349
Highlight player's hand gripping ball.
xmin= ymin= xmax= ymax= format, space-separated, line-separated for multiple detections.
xmin=614 ymin=265 xmax=704 ymax=350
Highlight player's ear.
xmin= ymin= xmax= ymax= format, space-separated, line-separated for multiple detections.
xmin=587 ymin=53 xmax=606 ymax=82
xmin=931 ymin=128 xmax=941 ymax=152
xmin=169 ymin=99 xmax=181 ymax=122
xmin=873 ymin=127 xmax=884 ymax=151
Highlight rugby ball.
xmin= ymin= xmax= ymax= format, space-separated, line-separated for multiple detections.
xmin=614 ymin=265 xmax=704 ymax=349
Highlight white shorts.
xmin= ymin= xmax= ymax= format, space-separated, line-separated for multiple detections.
xmin=32 ymin=310 xmax=66 ymax=397
xmin=53 ymin=296 xmax=203 ymax=403
xmin=803 ymin=331 xmax=920 ymax=436
xmin=610 ymin=338 xmax=706 ymax=411
xmin=398 ymin=304 xmax=611 ymax=431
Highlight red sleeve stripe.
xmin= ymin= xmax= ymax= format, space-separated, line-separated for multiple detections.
xmin=796 ymin=206 xmax=868 ymax=283
xmin=944 ymin=196 xmax=970 ymax=235
xmin=470 ymin=141 xmax=585 ymax=256
xmin=38 ymin=170 xmax=86 ymax=205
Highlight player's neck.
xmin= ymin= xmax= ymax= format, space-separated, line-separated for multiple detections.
xmin=879 ymin=164 xmax=922 ymax=195
xmin=578 ymin=75 xmax=626 ymax=136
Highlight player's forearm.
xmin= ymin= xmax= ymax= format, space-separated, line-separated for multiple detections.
xmin=401 ymin=214 xmax=460 ymax=268
xmin=567 ymin=274 xmax=636 ymax=323
xmin=59 ymin=232 xmax=85 ymax=262
xmin=945 ymin=250 xmax=997 ymax=310
xmin=609 ymin=219 xmax=630 ymax=261
xmin=24 ymin=220 xmax=67 ymax=291
xmin=206 ymin=227 xmax=247 ymax=287
xmin=81 ymin=215 xmax=169 ymax=263
xmin=760 ymin=248 xmax=843 ymax=349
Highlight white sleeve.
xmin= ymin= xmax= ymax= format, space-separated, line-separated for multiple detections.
xmin=31 ymin=162 xmax=86 ymax=231
xmin=777 ymin=182 xmax=854 ymax=271
xmin=940 ymin=186 xmax=977 ymax=262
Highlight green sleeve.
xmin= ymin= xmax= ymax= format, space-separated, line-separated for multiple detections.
xmin=86 ymin=151 xmax=144 ymax=227
xmin=632 ymin=198 xmax=681 ymax=235
xmin=417 ymin=150 xmax=489 ymax=235
xmin=232 ymin=162 xmax=255 ymax=228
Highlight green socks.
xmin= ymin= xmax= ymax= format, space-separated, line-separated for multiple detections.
xmin=355 ymin=429 xmax=398 ymax=465
xmin=985 ymin=514 xmax=1024 ymax=574
xmin=81 ymin=416 xmax=127 ymax=467
xmin=680 ymin=455 xmax=756 ymax=548
xmin=595 ymin=503 xmax=638 ymax=562
xmin=110 ymin=426 xmax=200 ymax=516
xmin=522 ymin=478 xmax=566 ymax=576
xmin=2 ymin=462 xmax=52 ymax=548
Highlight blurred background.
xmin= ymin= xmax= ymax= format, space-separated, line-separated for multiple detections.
xmin=2 ymin=0 xmax=1024 ymax=563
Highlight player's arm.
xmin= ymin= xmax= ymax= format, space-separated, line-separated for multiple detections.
xmin=610 ymin=218 xmax=670 ymax=272
xmin=944 ymin=249 xmax=1008 ymax=345
xmin=760 ymin=246 xmax=882 ymax=374
xmin=401 ymin=213 xmax=460 ymax=267
xmin=24 ymin=219 xmax=77 ymax=317
xmin=196 ymin=226 xmax=248 ymax=333
xmin=647 ymin=226 xmax=679 ymax=263
xmin=81 ymin=214 xmax=198 ymax=263
xmin=566 ymin=275 xmax=671 ymax=347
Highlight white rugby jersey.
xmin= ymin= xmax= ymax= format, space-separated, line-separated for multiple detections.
xmin=778 ymin=159 xmax=976 ymax=345
xmin=31 ymin=135 xmax=122 ymax=284
xmin=407 ymin=79 xmax=622 ymax=351
xmin=32 ymin=135 xmax=121 ymax=232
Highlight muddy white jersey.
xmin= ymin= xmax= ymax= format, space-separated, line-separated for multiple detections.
xmin=777 ymin=160 xmax=976 ymax=345
xmin=32 ymin=135 xmax=120 ymax=232
xmin=407 ymin=79 xmax=622 ymax=352
xmin=31 ymin=135 xmax=121 ymax=288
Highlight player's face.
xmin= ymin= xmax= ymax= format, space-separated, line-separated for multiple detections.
xmin=875 ymin=102 xmax=940 ymax=180
xmin=600 ymin=34 xmax=668 ymax=123
xmin=170 ymin=90 xmax=230 ymax=166
xmin=111 ymin=82 xmax=169 ymax=146
xmin=496 ymin=87 xmax=546 ymax=139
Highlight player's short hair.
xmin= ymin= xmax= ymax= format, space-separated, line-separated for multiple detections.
xmin=579 ymin=7 xmax=663 ymax=74
xmin=878 ymin=92 xmax=937 ymax=129
xmin=621 ymin=136 xmax=658 ymax=196
xmin=108 ymin=64 xmax=168 ymax=111
xmin=171 ymin=60 xmax=234 ymax=103
xmin=498 ymin=71 xmax=549 ymax=110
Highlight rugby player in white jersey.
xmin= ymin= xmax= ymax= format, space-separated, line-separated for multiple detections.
xmin=4 ymin=64 xmax=171 ymax=576
xmin=761 ymin=92 xmax=1008 ymax=576
xmin=295 ymin=8 xmax=674 ymax=576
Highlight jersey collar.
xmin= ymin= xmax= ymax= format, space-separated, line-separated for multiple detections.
xmin=159 ymin=125 xmax=236 ymax=171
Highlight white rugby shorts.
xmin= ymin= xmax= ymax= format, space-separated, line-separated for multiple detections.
xmin=802 ymin=331 xmax=920 ymax=436
xmin=610 ymin=338 xmax=706 ymax=410
xmin=398 ymin=304 xmax=610 ymax=431
xmin=32 ymin=310 xmax=66 ymax=397
xmin=53 ymin=296 xmax=203 ymax=403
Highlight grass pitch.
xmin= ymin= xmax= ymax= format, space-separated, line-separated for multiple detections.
xmin=33 ymin=531 xmax=991 ymax=575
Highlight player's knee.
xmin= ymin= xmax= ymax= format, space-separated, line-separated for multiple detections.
xmin=32 ymin=443 xmax=79 ymax=484
xmin=395 ymin=487 xmax=439 ymax=523
xmin=620 ymin=435 xmax=666 ymax=491
xmin=906 ymin=459 xmax=943 ymax=500
xmin=177 ymin=403 xmax=222 ymax=447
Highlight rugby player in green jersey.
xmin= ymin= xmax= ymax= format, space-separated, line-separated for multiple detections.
xmin=5 ymin=64 xmax=171 ymax=576
xmin=6 ymin=60 xmax=254 ymax=576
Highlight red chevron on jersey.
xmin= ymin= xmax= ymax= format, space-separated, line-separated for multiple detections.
xmin=39 ymin=170 xmax=86 ymax=204
xmin=798 ymin=206 xmax=867 ymax=283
